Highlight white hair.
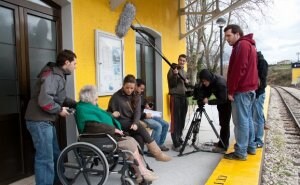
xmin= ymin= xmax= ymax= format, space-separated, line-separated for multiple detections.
xmin=79 ymin=85 xmax=97 ymax=103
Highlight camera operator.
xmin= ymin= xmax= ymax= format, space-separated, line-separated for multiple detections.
xmin=196 ymin=69 xmax=232 ymax=152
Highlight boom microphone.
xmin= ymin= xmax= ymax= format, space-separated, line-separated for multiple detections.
xmin=115 ymin=3 xmax=136 ymax=38
xmin=115 ymin=3 xmax=188 ymax=84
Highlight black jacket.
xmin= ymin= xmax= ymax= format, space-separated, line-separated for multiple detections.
xmin=197 ymin=70 xmax=228 ymax=105
xmin=256 ymin=51 xmax=268 ymax=97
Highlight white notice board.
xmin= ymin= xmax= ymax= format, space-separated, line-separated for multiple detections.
xmin=95 ymin=30 xmax=123 ymax=96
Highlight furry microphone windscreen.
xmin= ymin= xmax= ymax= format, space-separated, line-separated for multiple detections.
xmin=115 ymin=3 xmax=136 ymax=38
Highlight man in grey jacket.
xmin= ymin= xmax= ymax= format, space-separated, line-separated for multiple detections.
xmin=167 ymin=54 xmax=189 ymax=152
xmin=25 ymin=50 xmax=77 ymax=185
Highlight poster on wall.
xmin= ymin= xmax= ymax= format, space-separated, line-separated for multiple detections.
xmin=95 ymin=30 xmax=123 ymax=96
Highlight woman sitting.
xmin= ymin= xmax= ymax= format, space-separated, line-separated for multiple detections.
xmin=76 ymin=85 xmax=158 ymax=182
xmin=107 ymin=74 xmax=171 ymax=162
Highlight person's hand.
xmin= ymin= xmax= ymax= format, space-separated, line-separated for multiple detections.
xmin=185 ymin=78 xmax=190 ymax=84
xmin=115 ymin=129 xmax=124 ymax=136
xmin=130 ymin=124 xmax=138 ymax=131
xmin=146 ymin=113 xmax=152 ymax=119
xmin=59 ymin=107 xmax=70 ymax=117
xmin=112 ymin=111 xmax=120 ymax=118
xmin=203 ymin=98 xmax=208 ymax=104
xmin=228 ymin=95 xmax=234 ymax=101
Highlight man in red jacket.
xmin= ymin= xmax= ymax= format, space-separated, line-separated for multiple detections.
xmin=223 ymin=24 xmax=258 ymax=161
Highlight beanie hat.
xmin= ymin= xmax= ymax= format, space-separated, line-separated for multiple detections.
xmin=198 ymin=69 xmax=213 ymax=82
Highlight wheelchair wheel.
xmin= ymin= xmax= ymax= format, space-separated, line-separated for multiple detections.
xmin=57 ymin=142 xmax=109 ymax=185
xmin=126 ymin=166 xmax=137 ymax=179
xmin=122 ymin=177 xmax=135 ymax=185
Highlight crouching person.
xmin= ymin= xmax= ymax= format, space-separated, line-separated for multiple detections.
xmin=76 ymin=85 xmax=158 ymax=183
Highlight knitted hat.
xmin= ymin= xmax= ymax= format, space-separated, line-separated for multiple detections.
xmin=198 ymin=69 xmax=213 ymax=82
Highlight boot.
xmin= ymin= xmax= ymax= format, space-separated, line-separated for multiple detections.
xmin=147 ymin=141 xmax=172 ymax=162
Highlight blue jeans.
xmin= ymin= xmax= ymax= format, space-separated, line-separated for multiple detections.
xmin=143 ymin=117 xmax=169 ymax=146
xmin=26 ymin=121 xmax=60 ymax=185
xmin=253 ymin=93 xmax=265 ymax=146
xmin=231 ymin=91 xmax=256 ymax=157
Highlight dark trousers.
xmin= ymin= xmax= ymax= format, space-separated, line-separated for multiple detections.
xmin=126 ymin=122 xmax=153 ymax=150
xmin=217 ymin=100 xmax=232 ymax=149
xmin=170 ymin=95 xmax=188 ymax=148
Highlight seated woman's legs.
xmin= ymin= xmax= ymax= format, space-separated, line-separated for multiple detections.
xmin=118 ymin=136 xmax=158 ymax=182
xmin=129 ymin=124 xmax=171 ymax=162
xmin=132 ymin=134 xmax=145 ymax=150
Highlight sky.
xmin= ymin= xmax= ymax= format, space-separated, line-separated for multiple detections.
xmin=247 ymin=0 xmax=300 ymax=64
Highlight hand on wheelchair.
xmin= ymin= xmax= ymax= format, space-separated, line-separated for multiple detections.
xmin=115 ymin=129 xmax=125 ymax=136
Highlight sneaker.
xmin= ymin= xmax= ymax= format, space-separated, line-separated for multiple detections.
xmin=212 ymin=146 xmax=226 ymax=153
xmin=264 ymin=124 xmax=270 ymax=130
xmin=224 ymin=152 xmax=247 ymax=161
xmin=172 ymin=145 xmax=181 ymax=152
xmin=247 ymin=150 xmax=256 ymax=155
xmin=213 ymin=142 xmax=219 ymax=147
xmin=159 ymin=145 xmax=169 ymax=151
xmin=257 ymin=144 xmax=263 ymax=148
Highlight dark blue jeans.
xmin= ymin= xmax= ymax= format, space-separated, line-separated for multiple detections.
xmin=26 ymin=121 xmax=60 ymax=185
xmin=253 ymin=93 xmax=266 ymax=146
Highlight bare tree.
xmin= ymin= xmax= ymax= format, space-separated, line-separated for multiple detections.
xmin=185 ymin=0 xmax=273 ymax=85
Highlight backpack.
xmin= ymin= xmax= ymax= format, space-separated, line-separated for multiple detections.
xmin=256 ymin=51 xmax=268 ymax=96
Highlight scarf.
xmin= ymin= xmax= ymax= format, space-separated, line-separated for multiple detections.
xmin=76 ymin=101 xmax=122 ymax=133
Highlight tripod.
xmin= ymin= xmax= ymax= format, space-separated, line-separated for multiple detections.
xmin=178 ymin=104 xmax=225 ymax=157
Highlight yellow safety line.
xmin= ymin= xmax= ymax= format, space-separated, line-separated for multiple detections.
xmin=205 ymin=86 xmax=270 ymax=185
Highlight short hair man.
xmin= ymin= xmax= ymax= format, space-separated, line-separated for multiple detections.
xmin=25 ymin=50 xmax=77 ymax=184
xmin=223 ymin=24 xmax=258 ymax=161
xmin=167 ymin=54 xmax=189 ymax=152
xmin=135 ymin=79 xmax=170 ymax=151
xmin=197 ymin=69 xmax=232 ymax=152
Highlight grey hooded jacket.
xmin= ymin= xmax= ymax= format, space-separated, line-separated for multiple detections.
xmin=25 ymin=62 xmax=76 ymax=122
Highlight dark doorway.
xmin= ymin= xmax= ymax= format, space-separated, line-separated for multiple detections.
xmin=136 ymin=31 xmax=156 ymax=105
xmin=0 ymin=0 xmax=62 ymax=184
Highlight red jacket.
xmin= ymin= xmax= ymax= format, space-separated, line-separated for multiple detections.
xmin=227 ymin=34 xmax=258 ymax=95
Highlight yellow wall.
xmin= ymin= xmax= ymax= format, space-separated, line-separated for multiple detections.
xmin=73 ymin=0 xmax=186 ymax=120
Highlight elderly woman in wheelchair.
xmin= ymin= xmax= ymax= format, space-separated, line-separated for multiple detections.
xmin=57 ymin=85 xmax=158 ymax=185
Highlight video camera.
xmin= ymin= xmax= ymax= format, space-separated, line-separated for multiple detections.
xmin=184 ymin=82 xmax=205 ymax=107
xmin=190 ymin=83 xmax=205 ymax=107
xmin=171 ymin=63 xmax=183 ymax=70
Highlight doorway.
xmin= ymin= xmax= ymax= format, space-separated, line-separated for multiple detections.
xmin=0 ymin=0 xmax=61 ymax=183
xmin=136 ymin=31 xmax=156 ymax=105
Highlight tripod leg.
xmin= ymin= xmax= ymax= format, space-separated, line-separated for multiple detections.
xmin=178 ymin=120 xmax=194 ymax=156
xmin=203 ymin=110 xmax=226 ymax=148
xmin=178 ymin=112 xmax=199 ymax=156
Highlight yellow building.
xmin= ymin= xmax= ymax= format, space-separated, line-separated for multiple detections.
xmin=0 ymin=0 xmax=185 ymax=183
xmin=73 ymin=0 xmax=186 ymax=119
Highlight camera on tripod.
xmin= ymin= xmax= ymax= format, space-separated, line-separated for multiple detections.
xmin=191 ymin=83 xmax=205 ymax=108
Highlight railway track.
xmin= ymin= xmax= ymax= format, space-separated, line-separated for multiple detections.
xmin=269 ymin=87 xmax=300 ymax=184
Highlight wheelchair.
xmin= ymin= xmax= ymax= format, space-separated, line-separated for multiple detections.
xmin=57 ymin=132 xmax=153 ymax=185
